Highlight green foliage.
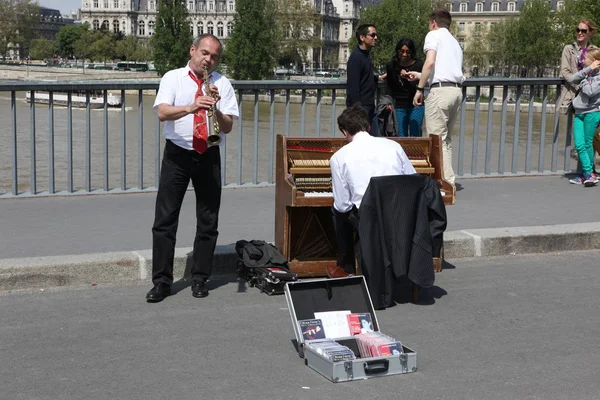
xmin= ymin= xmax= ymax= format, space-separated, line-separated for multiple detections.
xmin=224 ymin=0 xmax=278 ymax=80
xmin=56 ymin=23 xmax=90 ymax=59
xmin=555 ymin=0 xmax=600 ymax=47
xmin=0 ymin=0 xmax=39 ymax=59
xmin=463 ymin=24 xmax=489 ymax=74
xmin=507 ymin=0 xmax=560 ymax=74
xmin=90 ymin=34 xmax=116 ymax=64
xmin=150 ymin=0 xmax=193 ymax=76
xmin=275 ymin=0 xmax=322 ymax=70
xmin=29 ymin=38 xmax=55 ymax=60
xmin=356 ymin=0 xmax=433 ymax=70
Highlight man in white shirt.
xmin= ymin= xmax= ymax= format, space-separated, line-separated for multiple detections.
xmin=147 ymin=34 xmax=239 ymax=302
xmin=329 ymin=104 xmax=416 ymax=278
xmin=409 ymin=9 xmax=464 ymax=187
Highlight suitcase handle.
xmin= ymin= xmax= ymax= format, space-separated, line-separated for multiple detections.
xmin=363 ymin=359 xmax=389 ymax=375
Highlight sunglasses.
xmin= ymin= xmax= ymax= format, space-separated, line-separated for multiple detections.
xmin=576 ymin=28 xmax=589 ymax=34
xmin=366 ymin=33 xmax=378 ymax=38
xmin=399 ymin=49 xmax=412 ymax=54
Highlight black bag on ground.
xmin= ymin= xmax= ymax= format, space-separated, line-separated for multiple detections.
xmin=235 ymin=240 xmax=297 ymax=295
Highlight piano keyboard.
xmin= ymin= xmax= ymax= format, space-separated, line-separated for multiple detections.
xmin=303 ymin=191 xmax=333 ymax=198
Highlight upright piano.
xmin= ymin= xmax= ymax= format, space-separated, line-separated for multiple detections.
xmin=275 ymin=134 xmax=455 ymax=278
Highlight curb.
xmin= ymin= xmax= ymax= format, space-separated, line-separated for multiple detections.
xmin=2 ymin=223 xmax=600 ymax=292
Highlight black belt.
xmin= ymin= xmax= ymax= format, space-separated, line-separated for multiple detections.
xmin=431 ymin=82 xmax=462 ymax=88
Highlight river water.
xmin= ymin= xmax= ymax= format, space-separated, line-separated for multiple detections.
xmin=0 ymin=92 xmax=575 ymax=195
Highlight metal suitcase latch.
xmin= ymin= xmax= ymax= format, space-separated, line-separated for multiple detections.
xmin=344 ymin=361 xmax=353 ymax=380
xmin=399 ymin=353 xmax=408 ymax=373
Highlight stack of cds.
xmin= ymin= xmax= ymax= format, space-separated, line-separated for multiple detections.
xmin=309 ymin=339 xmax=356 ymax=362
xmin=355 ymin=332 xmax=403 ymax=358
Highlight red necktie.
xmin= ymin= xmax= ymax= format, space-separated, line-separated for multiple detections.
xmin=188 ymin=71 xmax=208 ymax=154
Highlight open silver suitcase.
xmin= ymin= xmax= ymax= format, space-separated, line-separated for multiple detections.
xmin=284 ymin=276 xmax=417 ymax=382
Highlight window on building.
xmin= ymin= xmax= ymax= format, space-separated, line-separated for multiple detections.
xmin=102 ymin=20 xmax=109 ymax=30
xmin=475 ymin=2 xmax=483 ymax=12
xmin=113 ymin=19 xmax=119 ymax=32
xmin=219 ymin=1 xmax=225 ymax=11
xmin=190 ymin=23 xmax=194 ymax=36
xmin=197 ymin=22 xmax=204 ymax=35
xmin=459 ymin=22 xmax=465 ymax=32
xmin=209 ymin=2 xmax=214 ymax=11
xmin=491 ymin=2 xmax=499 ymax=11
xmin=148 ymin=21 xmax=155 ymax=35
xmin=207 ymin=21 xmax=214 ymax=35
xmin=188 ymin=1 xmax=194 ymax=11
xmin=113 ymin=0 xmax=118 ymax=8
xmin=93 ymin=0 xmax=98 ymax=7
xmin=92 ymin=19 xmax=100 ymax=29
xmin=138 ymin=20 xmax=145 ymax=36
xmin=227 ymin=21 xmax=233 ymax=36
xmin=229 ymin=2 xmax=234 ymax=11
xmin=557 ymin=1 xmax=564 ymax=10
xmin=199 ymin=2 xmax=205 ymax=11
xmin=103 ymin=0 xmax=108 ymax=8
xmin=459 ymin=2 xmax=467 ymax=12
xmin=445 ymin=3 xmax=451 ymax=11
xmin=217 ymin=21 xmax=223 ymax=37
xmin=150 ymin=0 xmax=155 ymax=10
xmin=508 ymin=2 xmax=515 ymax=11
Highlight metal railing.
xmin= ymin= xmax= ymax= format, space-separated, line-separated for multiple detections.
xmin=0 ymin=77 xmax=573 ymax=198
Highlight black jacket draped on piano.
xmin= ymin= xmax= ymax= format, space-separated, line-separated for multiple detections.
xmin=358 ymin=174 xmax=447 ymax=308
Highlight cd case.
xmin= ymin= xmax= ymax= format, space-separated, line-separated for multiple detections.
xmin=285 ymin=276 xmax=417 ymax=383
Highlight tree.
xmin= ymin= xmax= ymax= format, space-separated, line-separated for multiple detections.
xmin=73 ymin=29 xmax=102 ymax=72
xmin=505 ymin=0 xmax=560 ymax=77
xmin=463 ymin=24 xmax=489 ymax=76
xmin=56 ymin=23 xmax=90 ymax=59
xmin=29 ymin=38 xmax=55 ymax=60
xmin=0 ymin=0 xmax=39 ymax=59
xmin=555 ymin=0 xmax=600 ymax=47
xmin=224 ymin=0 xmax=278 ymax=80
xmin=274 ymin=0 xmax=322 ymax=71
xmin=116 ymin=35 xmax=139 ymax=61
xmin=150 ymin=0 xmax=192 ymax=76
xmin=90 ymin=33 xmax=116 ymax=64
xmin=356 ymin=0 xmax=433 ymax=70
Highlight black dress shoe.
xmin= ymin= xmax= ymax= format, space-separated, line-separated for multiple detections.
xmin=146 ymin=283 xmax=171 ymax=302
xmin=192 ymin=280 xmax=209 ymax=298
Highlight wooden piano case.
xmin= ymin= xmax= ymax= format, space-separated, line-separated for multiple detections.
xmin=275 ymin=134 xmax=455 ymax=278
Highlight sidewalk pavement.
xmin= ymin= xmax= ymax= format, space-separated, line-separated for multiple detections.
xmin=1 ymin=175 xmax=599 ymax=291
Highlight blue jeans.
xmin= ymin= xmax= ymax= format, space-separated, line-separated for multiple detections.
xmin=395 ymin=106 xmax=424 ymax=137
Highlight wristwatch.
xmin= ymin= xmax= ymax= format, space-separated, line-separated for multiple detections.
xmin=416 ymin=87 xmax=424 ymax=92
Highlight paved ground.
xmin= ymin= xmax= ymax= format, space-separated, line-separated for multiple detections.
xmin=2 ymin=251 xmax=600 ymax=400
xmin=0 ymin=175 xmax=597 ymax=259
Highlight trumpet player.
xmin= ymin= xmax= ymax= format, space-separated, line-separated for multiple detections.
xmin=147 ymin=34 xmax=239 ymax=302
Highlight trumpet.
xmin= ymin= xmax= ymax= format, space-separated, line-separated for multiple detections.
xmin=203 ymin=65 xmax=222 ymax=146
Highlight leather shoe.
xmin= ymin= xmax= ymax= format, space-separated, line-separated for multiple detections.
xmin=326 ymin=264 xmax=349 ymax=279
xmin=192 ymin=280 xmax=209 ymax=298
xmin=146 ymin=283 xmax=170 ymax=302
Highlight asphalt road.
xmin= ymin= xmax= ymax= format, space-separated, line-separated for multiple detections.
xmin=1 ymin=176 xmax=598 ymax=259
xmin=2 ymin=251 xmax=600 ymax=400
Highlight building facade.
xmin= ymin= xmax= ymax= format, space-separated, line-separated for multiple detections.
xmin=80 ymin=0 xmax=362 ymax=72
xmin=80 ymin=0 xmax=236 ymax=41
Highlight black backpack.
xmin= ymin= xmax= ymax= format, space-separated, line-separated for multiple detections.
xmin=235 ymin=240 xmax=297 ymax=295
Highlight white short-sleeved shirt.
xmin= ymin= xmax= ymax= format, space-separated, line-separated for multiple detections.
xmin=330 ymin=132 xmax=416 ymax=213
xmin=423 ymin=28 xmax=464 ymax=86
xmin=153 ymin=63 xmax=239 ymax=150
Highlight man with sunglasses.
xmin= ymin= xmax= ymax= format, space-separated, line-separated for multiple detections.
xmin=346 ymin=24 xmax=382 ymax=136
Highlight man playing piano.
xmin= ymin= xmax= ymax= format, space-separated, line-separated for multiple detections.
xmin=328 ymin=104 xmax=416 ymax=278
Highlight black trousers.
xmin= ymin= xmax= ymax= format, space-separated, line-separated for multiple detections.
xmin=331 ymin=206 xmax=360 ymax=274
xmin=151 ymin=140 xmax=221 ymax=285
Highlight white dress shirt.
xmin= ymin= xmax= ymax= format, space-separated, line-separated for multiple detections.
xmin=423 ymin=28 xmax=464 ymax=85
xmin=153 ymin=63 xmax=239 ymax=150
xmin=330 ymin=132 xmax=416 ymax=213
